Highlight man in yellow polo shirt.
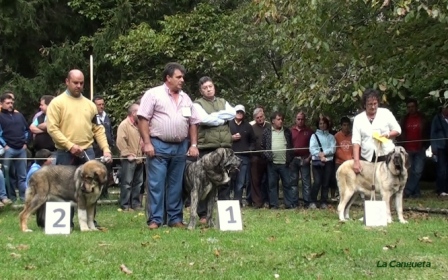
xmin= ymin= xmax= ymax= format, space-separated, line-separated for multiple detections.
xmin=46 ymin=69 xmax=112 ymax=229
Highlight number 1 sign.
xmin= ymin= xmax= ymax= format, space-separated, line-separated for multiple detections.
xmin=45 ymin=202 xmax=71 ymax=234
xmin=216 ymin=200 xmax=243 ymax=231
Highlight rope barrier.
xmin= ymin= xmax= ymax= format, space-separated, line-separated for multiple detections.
xmin=0 ymin=137 xmax=444 ymax=161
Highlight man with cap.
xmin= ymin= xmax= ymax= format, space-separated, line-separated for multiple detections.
xmin=229 ymin=104 xmax=256 ymax=207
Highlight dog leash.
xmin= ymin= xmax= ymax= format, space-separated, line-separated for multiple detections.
xmin=370 ymin=140 xmax=381 ymax=201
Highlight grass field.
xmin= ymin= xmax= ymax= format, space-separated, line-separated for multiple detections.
xmin=1 ymin=184 xmax=447 ymax=280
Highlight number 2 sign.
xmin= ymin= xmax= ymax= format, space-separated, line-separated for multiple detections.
xmin=45 ymin=202 xmax=71 ymax=234
xmin=216 ymin=200 xmax=243 ymax=231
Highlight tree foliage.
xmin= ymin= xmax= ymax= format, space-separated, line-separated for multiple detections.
xmin=1 ymin=0 xmax=447 ymax=125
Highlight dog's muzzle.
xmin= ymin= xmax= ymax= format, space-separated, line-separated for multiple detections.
xmin=392 ymin=155 xmax=403 ymax=172
xmin=224 ymin=157 xmax=242 ymax=174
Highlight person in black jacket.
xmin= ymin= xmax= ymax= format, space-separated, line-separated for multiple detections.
xmin=229 ymin=105 xmax=255 ymax=207
xmin=261 ymin=111 xmax=295 ymax=209
xmin=0 ymin=93 xmax=30 ymax=202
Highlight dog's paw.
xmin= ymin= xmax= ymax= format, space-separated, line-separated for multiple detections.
xmin=187 ymin=225 xmax=195 ymax=230
xmin=23 ymin=229 xmax=33 ymax=233
xmin=399 ymin=219 xmax=408 ymax=224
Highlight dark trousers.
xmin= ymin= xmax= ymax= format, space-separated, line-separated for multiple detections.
xmin=436 ymin=149 xmax=448 ymax=195
xmin=250 ymin=155 xmax=268 ymax=208
xmin=267 ymin=162 xmax=294 ymax=208
xmin=119 ymin=160 xmax=144 ymax=209
xmin=311 ymin=161 xmax=334 ymax=204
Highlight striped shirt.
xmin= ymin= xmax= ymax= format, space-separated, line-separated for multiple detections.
xmin=137 ymin=84 xmax=201 ymax=143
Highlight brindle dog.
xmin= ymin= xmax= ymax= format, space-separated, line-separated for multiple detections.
xmin=183 ymin=148 xmax=241 ymax=230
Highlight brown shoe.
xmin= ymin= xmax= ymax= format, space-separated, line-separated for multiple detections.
xmin=199 ymin=217 xmax=207 ymax=225
xmin=148 ymin=222 xmax=159 ymax=230
xmin=169 ymin=222 xmax=186 ymax=228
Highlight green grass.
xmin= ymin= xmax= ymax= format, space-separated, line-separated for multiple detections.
xmin=1 ymin=188 xmax=448 ymax=280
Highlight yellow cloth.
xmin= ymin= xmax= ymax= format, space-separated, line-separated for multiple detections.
xmin=46 ymin=92 xmax=110 ymax=153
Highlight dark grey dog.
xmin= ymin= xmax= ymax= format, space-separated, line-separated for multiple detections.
xmin=183 ymin=148 xmax=241 ymax=230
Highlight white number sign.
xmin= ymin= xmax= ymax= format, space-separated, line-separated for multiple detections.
xmin=45 ymin=202 xmax=71 ymax=234
xmin=216 ymin=200 xmax=243 ymax=231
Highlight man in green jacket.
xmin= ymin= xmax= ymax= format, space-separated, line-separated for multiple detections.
xmin=192 ymin=76 xmax=236 ymax=223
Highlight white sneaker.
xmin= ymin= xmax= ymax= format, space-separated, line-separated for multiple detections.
xmin=308 ymin=203 xmax=317 ymax=209
xmin=0 ymin=201 xmax=4 ymax=207
xmin=1 ymin=198 xmax=12 ymax=205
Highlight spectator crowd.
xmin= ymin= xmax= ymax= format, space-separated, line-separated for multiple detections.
xmin=1 ymin=63 xmax=447 ymax=231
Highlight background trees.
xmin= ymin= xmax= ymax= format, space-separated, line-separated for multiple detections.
xmin=1 ymin=0 xmax=447 ymax=124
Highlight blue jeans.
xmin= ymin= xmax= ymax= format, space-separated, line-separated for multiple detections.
xmin=146 ymin=138 xmax=188 ymax=226
xmin=435 ymin=149 xmax=448 ymax=195
xmin=267 ymin=163 xmax=294 ymax=208
xmin=404 ymin=149 xmax=426 ymax=197
xmin=311 ymin=161 xmax=334 ymax=204
xmin=3 ymin=147 xmax=27 ymax=201
xmin=289 ymin=157 xmax=312 ymax=206
xmin=0 ymin=169 xmax=7 ymax=199
xmin=231 ymin=155 xmax=250 ymax=205
xmin=119 ymin=160 xmax=144 ymax=209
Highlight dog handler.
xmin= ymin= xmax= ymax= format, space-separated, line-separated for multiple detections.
xmin=352 ymin=89 xmax=401 ymax=174
xmin=137 ymin=62 xmax=200 ymax=230
xmin=47 ymin=69 xmax=112 ymax=229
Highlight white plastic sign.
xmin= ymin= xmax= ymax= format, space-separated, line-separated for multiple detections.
xmin=364 ymin=200 xmax=388 ymax=227
xmin=216 ymin=200 xmax=243 ymax=231
xmin=45 ymin=202 xmax=71 ymax=234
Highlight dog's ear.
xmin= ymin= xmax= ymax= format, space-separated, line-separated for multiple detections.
xmin=217 ymin=148 xmax=227 ymax=169
xmin=386 ymin=151 xmax=393 ymax=165
xmin=401 ymin=149 xmax=410 ymax=169
xmin=94 ymin=166 xmax=108 ymax=184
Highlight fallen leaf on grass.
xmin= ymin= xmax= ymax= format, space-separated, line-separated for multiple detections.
xmin=274 ymin=273 xmax=280 ymax=278
xmin=25 ymin=265 xmax=36 ymax=270
xmin=152 ymin=235 xmax=161 ymax=240
xmin=17 ymin=244 xmax=30 ymax=250
xmin=117 ymin=208 xmax=123 ymax=212
xmin=97 ymin=227 xmax=108 ymax=232
xmin=418 ymin=236 xmax=432 ymax=243
xmin=285 ymin=218 xmax=291 ymax=224
xmin=120 ymin=264 xmax=132 ymax=275
xmin=141 ymin=241 xmax=150 ymax=247
xmin=213 ymin=248 xmax=220 ymax=258
xmin=303 ymin=251 xmax=325 ymax=261
xmin=138 ymin=213 xmax=144 ymax=216
xmin=382 ymin=245 xmax=396 ymax=250
xmin=164 ymin=230 xmax=170 ymax=234
xmin=6 ymin=243 xmax=15 ymax=250
xmin=98 ymin=242 xmax=111 ymax=247
xmin=268 ymin=236 xmax=276 ymax=242
xmin=189 ymin=262 xmax=195 ymax=266
xmin=10 ymin=253 xmax=21 ymax=258
xmin=343 ymin=248 xmax=350 ymax=255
